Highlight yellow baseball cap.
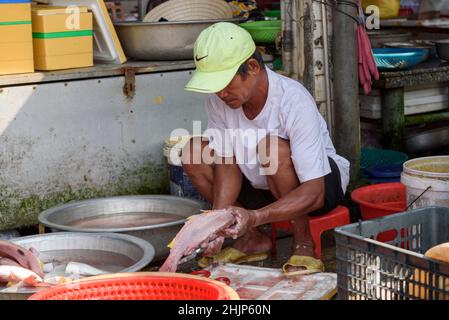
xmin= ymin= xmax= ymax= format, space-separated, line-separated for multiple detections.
xmin=185 ymin=22 xmax=256 ymax=93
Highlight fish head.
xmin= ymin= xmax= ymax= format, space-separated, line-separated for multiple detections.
xmin=22 ymin=275 xmax=49 ymax=288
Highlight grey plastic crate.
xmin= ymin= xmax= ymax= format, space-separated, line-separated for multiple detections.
xmin=335 ymin=206 xmax=449 ymax=300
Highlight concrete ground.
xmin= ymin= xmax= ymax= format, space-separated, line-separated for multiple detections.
xmin=144 ymin=229 xmax=337 ymax=273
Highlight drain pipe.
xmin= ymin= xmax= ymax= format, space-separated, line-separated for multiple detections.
xmin=281 ymin=0 xmax=293 ymax=76
xmin=290 ymin=0 xmax=300 ymax=81
xmin=296 ymin=0 xmax=305 ymax=80
xmin=321 ymin=1 xmax=333 ymax=136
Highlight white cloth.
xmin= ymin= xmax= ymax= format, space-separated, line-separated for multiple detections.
xmin=205 ymin=68 xmax=350 ymax=194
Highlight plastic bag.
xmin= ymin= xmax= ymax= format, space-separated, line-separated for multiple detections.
xmin=362 ymin=0 xmax=401 ymax=19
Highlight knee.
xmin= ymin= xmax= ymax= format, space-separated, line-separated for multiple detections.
xmin=257 ymin=136 xmax=292 ymax=172
xmin=180 ymin=137 xmax=211 ymax=173
xmin=180 ymin=137 xmax=198 ymax=171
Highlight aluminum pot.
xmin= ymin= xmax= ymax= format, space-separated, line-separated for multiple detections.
xmin=114 ymin=18 xmax=240 ymax=60
xmin=38 ymin=195 xmax=209 ymax=261
xmin=0 ymin=232 xmax=155 ymax=300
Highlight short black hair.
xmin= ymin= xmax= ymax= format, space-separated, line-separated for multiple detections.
xmin=237 ymin=49 xmax=265 ymax=78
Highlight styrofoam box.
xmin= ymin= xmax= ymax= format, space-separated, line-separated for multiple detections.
xmin=360 ymin=84 xmax=449 ymax=119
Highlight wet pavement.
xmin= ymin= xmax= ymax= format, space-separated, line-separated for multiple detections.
xmin=144 ymin=229 xmax=337 ymax=273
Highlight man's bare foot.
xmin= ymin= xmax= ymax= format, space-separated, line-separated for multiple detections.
xmin=292 ymin=240 xmax=316 ymax=257
xmin=283 ymin=239 xmax=321 ymax=274
xmin=232 ymin=228 xmax=272 ymax=255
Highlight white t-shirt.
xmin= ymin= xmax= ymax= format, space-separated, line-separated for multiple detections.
xmin=205 ymin=68 xmax=350 ymax=194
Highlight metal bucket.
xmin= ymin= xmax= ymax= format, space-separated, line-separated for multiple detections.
xmin=38 ymin=195 xmax=209 ymax=261
xmin=1 ymin=232 xmax=155 ymax=300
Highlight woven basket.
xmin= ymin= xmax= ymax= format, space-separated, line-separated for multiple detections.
xmin=361 ymin=148 xmax=409 ymax=169
xmin=143 ymin=0 xmax=233 ymax=22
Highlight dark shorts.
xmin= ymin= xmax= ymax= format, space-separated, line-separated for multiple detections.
xmin=237 ymin=157 xmax=345 ymax=216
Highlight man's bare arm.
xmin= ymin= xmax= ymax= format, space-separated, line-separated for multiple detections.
xmin=213 ymin=156 xmax=242 ymax=209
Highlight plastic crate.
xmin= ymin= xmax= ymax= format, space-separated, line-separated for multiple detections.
xmin=335 ymin=207 xmax=449 ymax=300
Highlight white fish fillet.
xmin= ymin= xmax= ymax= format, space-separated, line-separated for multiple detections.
xmin=0 ymin=265 xmax=43 ymax=283
xmin=43 ymin=265 xmax=68 ymax=281
xmin=65 ymin=262 xmax=108 ymax=276
xmin=43 ymin=263 xmax=54 ymax=273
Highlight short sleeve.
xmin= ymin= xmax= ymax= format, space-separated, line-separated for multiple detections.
xmin=283 ymin=94 xmax=331 ymax=183
xmin=204 ymin=95 xmax=234 ymax=158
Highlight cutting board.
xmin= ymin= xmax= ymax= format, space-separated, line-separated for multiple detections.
xmin=206 ymin=264 xmax=337 ymax=300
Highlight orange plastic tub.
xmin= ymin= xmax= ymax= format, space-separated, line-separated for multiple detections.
xmin=28 ymin=272 xmax=240 ymax=300
xmin=351 ymin=182 xmax=407 ymax=242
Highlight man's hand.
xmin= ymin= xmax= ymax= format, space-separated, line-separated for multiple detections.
xmin=219 ymin=206 xmax=255 ymax=238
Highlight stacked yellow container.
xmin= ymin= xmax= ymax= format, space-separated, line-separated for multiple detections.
xmin=31 ymin=5 xmax=93 ymax=70
xmin=0 ymin=0 xmax=34 ymax=75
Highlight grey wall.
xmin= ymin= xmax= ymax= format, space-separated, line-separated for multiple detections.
xmin=0 ymin=70 xmax=208 ymax=229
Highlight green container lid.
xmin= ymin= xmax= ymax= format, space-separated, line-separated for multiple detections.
xmin=240 ymin=20 xmax=281 ymax=44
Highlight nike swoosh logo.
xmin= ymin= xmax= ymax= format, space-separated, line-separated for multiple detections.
xmin=195 ymin=55 xmax=208 ymax=62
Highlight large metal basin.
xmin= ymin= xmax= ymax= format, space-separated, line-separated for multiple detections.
xmin=114 ymin=19 xmax=239 ymax=60
xmin=1 ymin=232 xmax=155 ymax=300
xmin=405 ymin=126 xmax=449 ymax=154
xmin=38 ymin=195 xmax=208 ymax=261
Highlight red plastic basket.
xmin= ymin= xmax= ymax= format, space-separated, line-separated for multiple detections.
xmin=351 ymin=182 xmax=407 ymax=242
xmin=27 ymin=273 xmax=240 ymax=300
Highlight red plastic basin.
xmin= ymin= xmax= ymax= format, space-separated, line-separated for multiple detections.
xmin=351 ymin=182 xmax=407 ymax=242
xmin=28 ymin=273 xmax=239 ymax=300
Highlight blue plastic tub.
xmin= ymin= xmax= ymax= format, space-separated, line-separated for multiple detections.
xmin=373 ymin=48 xmax=429 ymax=70
xmin=364 ymin=163 xmax=403 ymax=178
xmin=168 ymin=165 xmax=205 ymax=201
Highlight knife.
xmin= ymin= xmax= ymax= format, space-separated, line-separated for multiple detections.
xmin=179 ymin=248 xmax=204 ymax=264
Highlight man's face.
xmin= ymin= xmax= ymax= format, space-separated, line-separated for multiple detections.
xmin=215 ymin=60 xmax=259 ymax=109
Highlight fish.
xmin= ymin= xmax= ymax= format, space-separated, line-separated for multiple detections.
xmin=43 ymin=276 xmax=75 ymax=286
xmin=0 ymin=265 xmax=45 ymax=288
xmin=0 ymin=257 xmax=22 ymax=268
xmin=0 ymin=241 xmax=44 ymax=278
xmin=65 ymin=262 xmax=109 ymax=276
xmin=42 ymin=263 xmax=54 ymax=273
xmin=159 ymin=209 xmax=236 ymax=273
xmin=29 ymin=247 xmax=40 ymax=258
xmin=43 ymin=265 xmax=69 ymax=281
